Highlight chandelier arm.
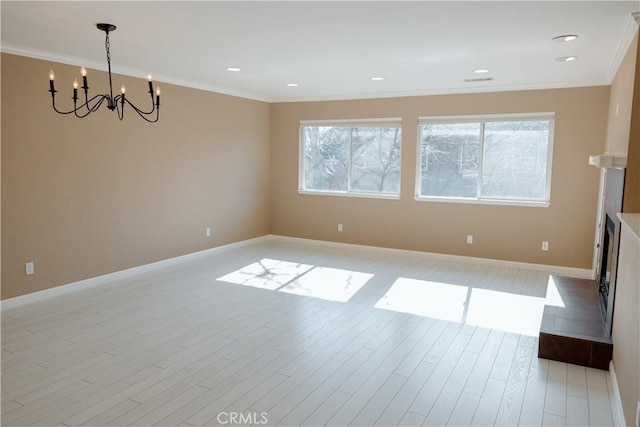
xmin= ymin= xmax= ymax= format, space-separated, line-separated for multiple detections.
xmin=90 ymin=95 xmax=110 ymax=113
xmin=51 ymin=97 xmax=80 ymax=115
xmin=113 ymin=94 xmax=125 ymax=121
xmin=80 ymin=94 xmax=109 ymax=113
xmin=74 ymin=96 xmax=108 ymax=118
xmin=83 ymin=91 xmax=92 ymax=112
xmin=51 ymin=91 xmax=110 ymax=117
xmin=123 ymin=97 xmax=159 ymax=123
xmin=74 ymin=106 xmax=91 ymax=119
xmin=121 ymin=96 xmax=156 ymax=116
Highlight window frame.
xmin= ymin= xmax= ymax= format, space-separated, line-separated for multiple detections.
xmin=298 ymin=118 xmax=403 ymax=200
xmin=414 ymin=112 xmax=555 ymax=207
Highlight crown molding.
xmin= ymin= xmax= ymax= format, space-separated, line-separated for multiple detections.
xmin=270 ymin=80 xmax=609 ymax=103
xmin=0 ymin=41 xmax=620 ymax=105
xmin=0 ymin=44 xmax=272 ymax=103
xmin=607 ymin=13 xmax=640 ymax=84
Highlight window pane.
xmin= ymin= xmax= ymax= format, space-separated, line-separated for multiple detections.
xmin=351 ymin=127 xmax=401 ymax=193
xmin=420 ymin=123 xmax=480 ymax=198
xmin=303 ymin=126 xmax=349 ymax=191
xmin=481 ymin=121 xmax=550 ymax=200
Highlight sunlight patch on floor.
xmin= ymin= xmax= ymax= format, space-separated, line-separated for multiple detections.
xmin=217 ymin=259 xmax=373 ymax=302
xmin=279 ymin=267 xmax=373 ymax=302
xmin=219 ymin=259 xmax=564 ymax=334
xmin=374 ymin=278 xmax=468 ymax=322
xmin=466 ymin=288 xmax=544 ymax=336
xmin=216 ymin=258 xmax=314 ymax=290
xmin=375 ymin=276 xmax=563 ymax=337
xmin=545 ymin=275 xmax=567 ymax=308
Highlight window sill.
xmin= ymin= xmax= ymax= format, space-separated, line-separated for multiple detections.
xmin=414 ymin=196 xmax=550 ymax=208
xmin=299 ymin=190 xmax=401 ymax=200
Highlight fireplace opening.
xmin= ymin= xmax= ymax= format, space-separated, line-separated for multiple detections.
xmin=599 ymin=214 xmax=616 ymax=312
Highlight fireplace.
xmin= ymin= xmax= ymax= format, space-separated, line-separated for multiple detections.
xmin=595 ymin=167 xmax=625 ymax=336
xmin=599 ymin=214 xmax=615 ymax=309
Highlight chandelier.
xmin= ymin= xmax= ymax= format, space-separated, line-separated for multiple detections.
xmin=48 ymin=23 xmax=160 ymax=122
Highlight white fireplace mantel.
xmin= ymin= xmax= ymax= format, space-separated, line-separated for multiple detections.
xmin=588 ymin=154 xmax=628 ymax=169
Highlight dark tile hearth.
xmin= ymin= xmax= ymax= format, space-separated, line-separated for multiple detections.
xmin=538 ymin=275 xmax=613 ymax=370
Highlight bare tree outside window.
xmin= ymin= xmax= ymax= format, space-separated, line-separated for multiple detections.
xmin=418 ymin=115 xmax=553 ymax=203
xmin=302 ymin=123 xmax=401 ymax=196
xmin=421 ymin=123 xmax=480 ymax=198
xmin=482 ymin=121 xmax=550 ymax=200
xmin=303 ymin=126 xmax=349 ymax=191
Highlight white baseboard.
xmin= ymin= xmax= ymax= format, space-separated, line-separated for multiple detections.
xmin=1 ymin=235 xmax=271 ymax=310
xmin=2 ymin=233 xmax=594 ymax=310
xmin=609 ymin=361 xmax=627 ymax=427
xmin=267 ymin=234 xmax=595 ymax=280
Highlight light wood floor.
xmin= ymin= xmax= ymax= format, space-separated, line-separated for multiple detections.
xmin=1 ymin=237 xmax=617 ymax=426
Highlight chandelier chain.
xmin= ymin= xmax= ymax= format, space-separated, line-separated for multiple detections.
xmin=105 ymin=32 xmax=111 ymax=65
xmin=104 ymin=30 xmax=115 ymax=108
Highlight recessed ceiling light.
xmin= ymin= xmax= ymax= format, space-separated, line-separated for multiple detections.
xmin=473 ymin=69 xmax=490 ymax=74
xmin=370 ymin=76 xmax=385 ymax=81
xmin=286 ymin=83 xmax=299 ymax=87
xmin=553 ymin=34 xmax=579 ymax=42
xmin=555 ymin=56 xmax=577 ymax=62
xmin=226 ymin=67 xmax=242 ymax=72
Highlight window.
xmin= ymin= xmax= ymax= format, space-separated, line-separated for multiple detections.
xmin=300 ymin=119 xmax=402 ymax=198
xmin=417 ymin=113 xmax=554 ymax=206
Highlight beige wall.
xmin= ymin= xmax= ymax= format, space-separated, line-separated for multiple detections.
xmin=623 ymin=33 xmax=640 ymax=212
xmin=1 ymin=53 xmax=3 ymax=294
xmin=271 ymin=87 xmax=610 ymax=269
xmin=1 ymin=53 xmax=271 ymax=299
xmin=606 ymin=34 xmax=638 ymax=157
xmin=612 ymin=218 xmax=640 ymax=427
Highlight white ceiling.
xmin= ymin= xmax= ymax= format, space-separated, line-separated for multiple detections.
xmin=1 ymin=1 xmax=639 ymax=103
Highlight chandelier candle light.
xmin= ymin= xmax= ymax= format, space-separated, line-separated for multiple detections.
xmin=48 ymin=23 xmax=160 ymax=122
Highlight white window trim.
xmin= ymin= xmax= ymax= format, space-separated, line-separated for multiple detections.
xmin=299 ymin=118 xmax=403 ymax=198
xmin=300 ymin=118 xmax=402 ymax=127
xmin=299 ymin=189 xmax=401 ymax=200
xmin=415 ymin=112 xmax=555 ymax=207
xmin=418 ymin=112 xmax=555 ymax=125
xmin=413 ymin=195 xmax=550 ymax=208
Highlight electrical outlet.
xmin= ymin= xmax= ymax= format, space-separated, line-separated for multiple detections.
xmin=25 ymin=262 xmax=34 ymax=276
xmin=466 ymin=235 xmax=473 ymax=245
xmin=542 ymin=241 xmax=549 ymax=251
xmin=205 ymin=227 xmax=211 ymax=237
xmin=338 ymin=224 xmax=343 ymax=232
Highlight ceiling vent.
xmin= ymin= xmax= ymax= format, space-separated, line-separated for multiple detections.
xmin=462 ymin=77 xmax=494 ymax=83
